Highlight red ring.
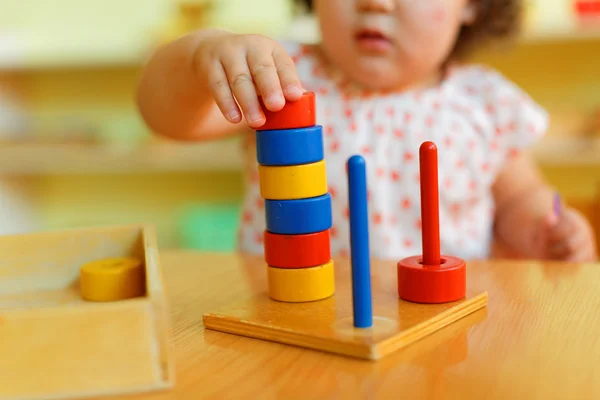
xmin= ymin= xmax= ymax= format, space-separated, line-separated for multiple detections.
xmin=397 ymin=255 xmax=466 ymax=303
xmin=259 ymin=92 xmax=316 ymax=131
xmin=264 ymin=229 xmax=330 ymax=269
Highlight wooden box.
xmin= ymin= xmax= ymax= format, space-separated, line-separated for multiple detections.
xmin=0 ymin=224 xmax=174 ymax=400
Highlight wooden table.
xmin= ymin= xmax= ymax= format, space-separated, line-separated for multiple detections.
xmin=94 ymin=251 xmax=600 ymax=400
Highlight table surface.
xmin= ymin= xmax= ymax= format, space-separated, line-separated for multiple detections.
xmin=93 ymin=251 xmax=600 ymax=400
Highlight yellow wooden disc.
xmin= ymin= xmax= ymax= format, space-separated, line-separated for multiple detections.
xmin=267 ymin=260 xmax=335 ymax=302
xmin=80 ymin=257 xmax=145 ymax=302
xmin=259 ymin=160 xmax=328 ymax=200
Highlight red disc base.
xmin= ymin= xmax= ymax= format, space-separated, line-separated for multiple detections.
xmin=397 ymin=255 xmax=466 ymax=304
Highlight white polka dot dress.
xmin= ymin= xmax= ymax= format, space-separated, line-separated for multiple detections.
xmin=237 ymin=42 xmax=549 ymax=261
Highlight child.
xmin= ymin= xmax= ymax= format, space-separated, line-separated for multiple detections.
xmin=136 ymin=0 xmax=597 ymax=262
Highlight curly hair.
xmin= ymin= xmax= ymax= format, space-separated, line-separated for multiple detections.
xmin=295 ymin=0 xmax=522 ymax=60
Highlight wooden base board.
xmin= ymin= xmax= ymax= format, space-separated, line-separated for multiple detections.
xmin=203 ymin=259 xmax=487 ymax=360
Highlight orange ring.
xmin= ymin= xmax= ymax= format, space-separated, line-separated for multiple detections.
xmin=258 ymin=92 xmax=316 ymax=131
xmin=264 ymin=229 xmax=330 ymax=268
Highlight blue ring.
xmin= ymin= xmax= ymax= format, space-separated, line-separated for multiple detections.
xmin=256 ymin=125 xmax=324 ymax=166
xmin=265 ymin=193 xmax=332 ymax=234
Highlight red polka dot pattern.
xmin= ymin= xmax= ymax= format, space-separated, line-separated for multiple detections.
xmin=236 ymin=41 xmax=549 ymax=261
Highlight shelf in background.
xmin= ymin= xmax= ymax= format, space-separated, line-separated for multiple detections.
xmin=522 ymin=25 xmax=600 ymax=43
xmin=533 ymin=136 xmax=600 ymax=166
xmin=0 ymin=137 xmax=244 ymax=174
xmin=2 ymin=16 xmax=598 ymax=71
xmin=0 ymin=135 xmax=598 ymax=175
xmin=284 ymin=15 xmax=600 ymax=45
xmin=0 ymin=0 xmax=168 ymax=71
xmin=0 ymin=47 xmax=146 ymax=71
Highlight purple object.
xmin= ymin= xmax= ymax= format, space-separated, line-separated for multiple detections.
xmin=554 ymin=193 xmax=562 ymax=217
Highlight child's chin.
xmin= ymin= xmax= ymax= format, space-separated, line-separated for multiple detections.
xmin=351 ymin=60 xmax=405 ymax=89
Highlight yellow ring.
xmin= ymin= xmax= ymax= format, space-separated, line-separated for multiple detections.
xmin=267 ymin=260 xmax=335 ymax=302
xmin=259 ymin=160 xmax=328 ymax=200
xmin=80 ymin=257 xmax=145 ymax=302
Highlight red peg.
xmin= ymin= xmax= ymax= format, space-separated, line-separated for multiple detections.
xmin=420 ymin=141 xmax=440 ymax=266
xmin=397 ymin=141 xmax=466 ymax=304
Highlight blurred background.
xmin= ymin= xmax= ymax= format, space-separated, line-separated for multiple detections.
xmin=0 ymin=0 xmax=599 ymax=251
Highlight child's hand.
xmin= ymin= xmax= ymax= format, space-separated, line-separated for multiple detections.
xmin=536 ymin=207 xmax=597 ymax=262
xmin=193 ymin=29 xmax=304 ymax=128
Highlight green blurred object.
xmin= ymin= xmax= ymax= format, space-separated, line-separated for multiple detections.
xmin=179 ymin=202 xmax=242 ymax=251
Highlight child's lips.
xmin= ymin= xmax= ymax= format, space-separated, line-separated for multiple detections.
xmin=354 ymin=29 xmax=393 ymax=53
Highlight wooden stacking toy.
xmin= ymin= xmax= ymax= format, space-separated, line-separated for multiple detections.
xmin=203 ymin=92 xmax=487 ymax=361
xmin=255 ymin=92 xmax=335 ymax=302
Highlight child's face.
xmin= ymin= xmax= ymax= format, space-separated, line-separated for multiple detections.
xmin=314 ymin=0 xmax=475 ymax=90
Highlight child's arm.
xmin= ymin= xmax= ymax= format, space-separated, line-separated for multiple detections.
xmin=136 ymin=29 xmax=304 ymax=141
xmin=492 ymin=152 xmax=597 ymax=261
xmin=492 ymin=152 xmax=553 ymax=257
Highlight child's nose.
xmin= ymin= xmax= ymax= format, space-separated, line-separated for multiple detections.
xmin=356 ymin=0 xmax=395 ymax=13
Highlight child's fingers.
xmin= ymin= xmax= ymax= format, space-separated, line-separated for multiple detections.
xmin=545 ymin=217 xmax=578 ymax=259
xmin=547 ymin=220 xmax=596 ymax=261
xmin=568 ymin=220 xmax=598 ymax=262
xmin=246 ymin=49 xmax=285 ymax=112
xmin=272 ymin=45 xmax=304 ymax=101
xmin=206 ymin=60 xmax=242 ymax=123
xmin=220 ymin=52 xmax=265 ymax=128
xmin=546 ymin=209 xmax=576 ymax=242
xmin=567 ymin=241 xmax=597 ymax=262
xmin=564 ymin=233 xmax=596 ymax=262
xmin=547 ymin=234 xmax=579 ymax=259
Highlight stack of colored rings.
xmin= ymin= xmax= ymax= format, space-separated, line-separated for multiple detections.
xmin=256 ymin=92 xmax=335 ymax=303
